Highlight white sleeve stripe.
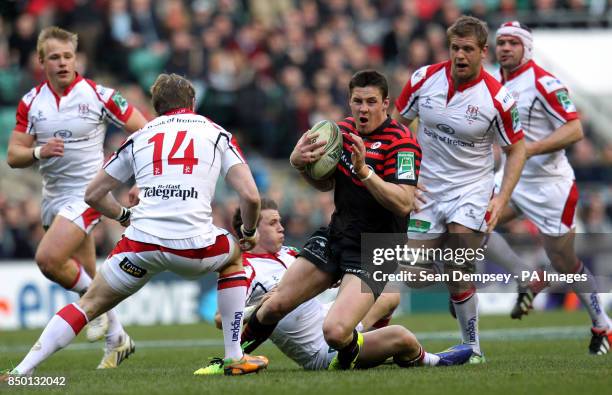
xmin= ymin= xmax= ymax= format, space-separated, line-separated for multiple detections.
xmin=228 ymin=145 xmax=246 ymax=163
xmin=400 ymin=95 xmax=419 ymax=116
xmin=534 ymin=97 xmax=566 ymax=124
xmin=101 ymin=107 xmax=125 ymax=127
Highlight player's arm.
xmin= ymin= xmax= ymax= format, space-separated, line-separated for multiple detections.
xmin=84 ymin=169 xmax=128 ymax=222
xmin=350 ymin=133 xmax=417 ymax=217
xmin=391 ymin=108 xmax=418 ymax=131
xmin=526 ymin=119 xmax=583 ymax=157
xmin=7 ymin=132 xmax=64 ymax=168
xmin=289 ymin=130 xmax=335 ymax=192
xmin=226 ymin=163 xmax=261 ymax=232
xmin=123 ymin=107 xmax=148 ymax=134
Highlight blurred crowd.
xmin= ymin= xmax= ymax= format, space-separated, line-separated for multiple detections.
xmin=0 ymin=0 xmax=611 ymax=259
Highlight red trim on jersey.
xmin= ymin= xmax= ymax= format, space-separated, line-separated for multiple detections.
xmin=532 ymin=64 xmax=579 ymax=123
xmin=81 ymin=207 xmax=102 ymax=229
xmin=219 ymin=270 xmax=246 ymax=279
xmin=85 ymin=78 xmax=134 ymax=124
xmin=15 ymin=83 xmax=45 ymax=133
xmin=164 ymin=108 xmax=196 ymax=116
xmin=501 ymin=60 xmax=534 ymax=84
xmin=230 ymin=136 xmax=246 ymax=162
xmin=110 ymin=235 xmax=231 ymax=259
xmin=561 ymin=181 xmax=579 ymax=228
xmin=47 ymin=73 xmax=84 ymax=109
xmin=57 ymin=304 xmax=88 ymax=334
xmin=243 ymin=252 xmax=289 ymax=269
xmin=483 ymin=73 xmax=524 ymax=144
xmin=395 ymin=61 xmax=447 ymax=114
xmin=446 ymin=63 xmax=486 ymax=104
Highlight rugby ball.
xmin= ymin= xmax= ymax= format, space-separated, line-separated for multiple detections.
xmin=305 ymin=120 xmax=343 ymax=180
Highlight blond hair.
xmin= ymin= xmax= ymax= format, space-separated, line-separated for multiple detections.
xmin=37 ymin=26 xmax=78 ymax=60
xmin=447 ymin=16 xmax=489 ymax=49
xmin=150 ymin=73 xmax=195 ymax=115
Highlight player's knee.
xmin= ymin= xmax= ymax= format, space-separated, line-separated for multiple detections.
xmin=35 ymin=250 xmax=61 ymax=279
xmin=322 ymin=321 xmax=353 ymax=348
xmin=393 ymin=327 xmax=418 ymax=351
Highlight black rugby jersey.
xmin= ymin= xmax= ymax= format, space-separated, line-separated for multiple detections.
xmin=329 ymin=116 xmax=422 ymax=245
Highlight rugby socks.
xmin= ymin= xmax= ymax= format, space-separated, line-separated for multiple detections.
xmin=217 ymin=271 xmax=248 ymax=360
xmin=486 ymin=232 xmax=533 ymax=284
xmin=394 ymin=346 xmax=440 ymax=367
xmin=571 ymin=261 xmax=612 ymax=329
xmin=336 ymin=329 xmax=360 ymax=368
xmin=241 ymin=308 xmax=278 ymax=353
xmin=15 ymin=303 xmax=88 ymax=375
xmin=68 ymin=259 xmax=92 ymax=295
xmin=451 ymin=288 xmax=481 ymax=355
xmin=104 ymin=309 xmax=126 ymax=348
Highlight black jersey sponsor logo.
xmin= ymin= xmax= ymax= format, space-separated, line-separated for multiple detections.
xmin=423 ymin=126 xmax=474 ymax=148
xmin=118 ymin=257 xmax=147 ymax=278
xmin=142 ymin=185 xmax=199 ymax=200
xmin=436 ymin=123 xmax=456 ymax=134
xmin=53 ymin=129 xmax=73 ymax=139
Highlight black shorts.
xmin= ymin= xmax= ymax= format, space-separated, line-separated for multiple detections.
xmin=298 ymin=227 xmax=386 ymax=299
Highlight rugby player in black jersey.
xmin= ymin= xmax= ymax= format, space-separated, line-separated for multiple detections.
xmin=240 ymin=70 xmax=423 ymax=370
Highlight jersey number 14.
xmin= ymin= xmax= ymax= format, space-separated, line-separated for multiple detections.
xmin=148 ymin=131 xmax=199 ymax=175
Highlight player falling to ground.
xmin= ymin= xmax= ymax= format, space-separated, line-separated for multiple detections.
xmin=2 ymin=73 xmax=267 ymax=378
xmin=392 ymin=16 xmax=527 ymax=363
xmin=196 ymin=199 xmax=472 ymax=374
xmin=240 ymin=70 xmax=421 ymax=370
xmin=6 ymin=26 xmax=147 ymax=366
xmin=483 ymin=21 xmax=612 ymax=354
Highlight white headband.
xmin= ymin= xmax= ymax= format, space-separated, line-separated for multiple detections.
xmin=496 ymin=21 xmax=533 ymax=62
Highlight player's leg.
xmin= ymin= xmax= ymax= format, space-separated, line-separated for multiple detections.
xmin=324 ymin=274 xmax=375 ymax=370
xmin=10 ymin=271 xmax=131 ymax=375
xmin=542 ymin=231 xmax=612 ymax=354
xmin=241 ymin=256 xmax=334 ymax=352
xmin=360 ymin=293 xmax=400 ymax=331
xmin=446 ymin=222 xmax=485 ymax=362
xmin=356 ymin=326 xmax=472 ymax=369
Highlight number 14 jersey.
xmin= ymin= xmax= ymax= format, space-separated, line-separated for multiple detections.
xmin=104 ymin=108 xmax=245 ymax=246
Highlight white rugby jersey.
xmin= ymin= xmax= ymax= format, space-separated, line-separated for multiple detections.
xmin=396 ymin=61 xmax=524 ymax=200
xmin=104 ymin=109 xmax=245 ymax=244
xmin=15 ymin=74 xmax=134 ymax=201
xmin=494 ymin=60 xmax=578 ymax=180
xmin=243 ymin=246 xmax=329 ymax=368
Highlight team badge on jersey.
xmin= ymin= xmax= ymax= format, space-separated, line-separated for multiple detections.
xmin=397 ymin=151 xmax=415 ymax=181
xmin=112 ymin=91 xmax=129 ymax=114
xmin=511 ymin=105 xmax=521 ymax=131
xmin=465 ymin=105 xmax=479 ymax=123
xmin=408 ymin=219 xmax=431 ymax=233
xmin=555 ymin=90 xmax=576 ymax=112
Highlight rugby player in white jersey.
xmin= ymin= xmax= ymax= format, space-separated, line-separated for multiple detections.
xmin=2 ymin=74 xmax=268 ymax=378
xmin=196 ymin=198 xmax=473 ymax=374
xmin=392 ymin=16 xmax=527 ymax=363
xmin=483 ymin=21 xmax=612 ymax=354
xmin=6 ymin=26 xmax=147 ymax=360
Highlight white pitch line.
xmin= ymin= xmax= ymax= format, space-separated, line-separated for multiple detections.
xmin=0 ymin=326 xmax=588 ymax=353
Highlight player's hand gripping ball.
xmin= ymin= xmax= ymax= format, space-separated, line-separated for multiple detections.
xmin=304 ymin=120 xmax=343 ymax=180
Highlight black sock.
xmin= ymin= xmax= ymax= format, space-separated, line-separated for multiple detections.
xmin=337 ymin=329 xmax=360 ymax=368
xmin=241 ymin=309 xmax=277 ymax=353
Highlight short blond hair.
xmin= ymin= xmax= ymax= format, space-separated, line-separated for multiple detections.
xmin=150 ymin=73 xmax=195 ymax=115
xmin=37 ymin=26 xmax=78 ymax=60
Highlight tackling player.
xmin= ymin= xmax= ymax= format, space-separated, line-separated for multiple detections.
xmin=487 ymin=21 xmax=612 ymax=354
xmin=240 ymin=70 xmax=421 ymax=370
xmin=6 ymin=26 xmax=147 ymax=362
xmin=197 ymin=199 xmax=472 ymax=374
xmin=3 ymin=73 xmax=267 ymax=377
xmin=392 ymin=16 xmax=526 ymax=363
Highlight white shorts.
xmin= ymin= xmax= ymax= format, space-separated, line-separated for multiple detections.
xmin=408 ymin=182 xmax=494 ymax=240
xmin=99 ymin=232 xmax=236 ymax=295
xmin=42 ymin=196 xmax=101 ymax=234
xmin=495 ymin=174 xmax=578 ymax=235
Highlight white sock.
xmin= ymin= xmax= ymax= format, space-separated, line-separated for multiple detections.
xmin=452 ymin=289 xmax=481 ymax=355
xmin=15 ymin=303 xmax=88 ymax=374
xmin=69 ymin=261 xmax=92 ymax=295
xmin=421 ymin=350 xmax=441 ymax=366
xmin=217 ymin=270 xmax=248 ymax=360
xmin=486 ymin=233 xmax=532 ymax=281
xmin=571 ymin=262 xmax=612 ymax=329
xmin=104 ymin=309 xmax=126 ymax=348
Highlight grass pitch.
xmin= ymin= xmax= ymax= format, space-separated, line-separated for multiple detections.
xmin=1 ymin=310 xmax=610 ymax=395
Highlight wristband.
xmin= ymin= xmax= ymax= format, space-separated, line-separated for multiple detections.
xmin=115 ymin=207 xmax=131 ymax=225
xmin=359 ymin=166 xmax=374 ymax=182
xmin=240 ymin=224 xmax=257 ymax=238
xmin=33 ymin=146 xmax=42 ymax=160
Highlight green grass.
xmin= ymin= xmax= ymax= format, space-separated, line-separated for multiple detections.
xmin=1 ymin=311 xmax=609 ymax=395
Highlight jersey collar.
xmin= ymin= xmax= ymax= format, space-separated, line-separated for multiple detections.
xmin=445 ymin=62 xmax=485 ymax=103
xmin=500 ymin=59 xmax=534 ymax=84
xmin=163 ymin=108 xmax=196 ymax=116
xmin=46 ymin=72 xmax=83 ymax=107
xmin=243 ymin=251 xmax=287 ymax=268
